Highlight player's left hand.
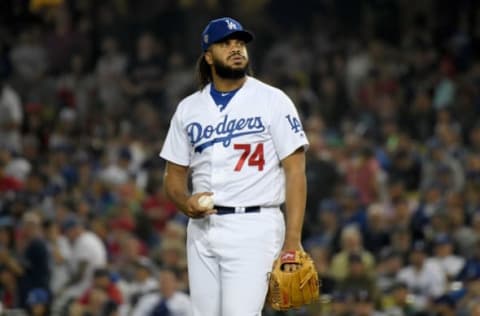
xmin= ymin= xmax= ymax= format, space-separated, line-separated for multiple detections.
xmin=280 ymin=255 xmax=300 ymax=272
xmin=279 ymin=243 xmax=304 ymax=272
xmin=267 ymin=249 xmax=320 ymax=310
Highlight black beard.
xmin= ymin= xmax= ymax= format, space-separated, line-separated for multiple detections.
xmin=213 ymin=58 xmax=248 ymax=79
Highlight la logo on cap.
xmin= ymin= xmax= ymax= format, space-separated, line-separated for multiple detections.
xmin=225 ymin=19 xmax=238 ymax=30
xmin=201 ymin=17 xmax=253 ymax=51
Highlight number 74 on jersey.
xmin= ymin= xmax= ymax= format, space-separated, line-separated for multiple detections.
xmin=234 ymin=143 xmax=265 ymax=171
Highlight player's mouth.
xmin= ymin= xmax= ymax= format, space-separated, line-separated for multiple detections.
xmin=229 ymin=54 xmax=245 ymax=61
xmin=231 ymin=57 xmax=246 ymax=67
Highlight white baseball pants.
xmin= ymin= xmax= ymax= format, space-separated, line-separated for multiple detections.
xmin=187 ymin=207 xmax=285 ymax=316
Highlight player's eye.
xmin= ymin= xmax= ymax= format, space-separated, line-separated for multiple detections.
xmin=232 ymin=39 xmax=246 ymax=47
xmin=220 ymin=39 xmax=245 ymax=48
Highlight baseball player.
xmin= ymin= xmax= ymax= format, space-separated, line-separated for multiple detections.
xmin=160 ymin=17 xmax=309 ymax=316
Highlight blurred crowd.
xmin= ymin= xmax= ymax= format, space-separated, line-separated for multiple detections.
xmin=1 ymin=0 xmax=480 ymax=315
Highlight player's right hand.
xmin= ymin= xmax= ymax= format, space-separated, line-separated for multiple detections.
xmin=184 ymin=192 xmax=217 ymax=218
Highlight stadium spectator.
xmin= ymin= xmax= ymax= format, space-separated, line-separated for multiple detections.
xmin=124 ymin=257 xmax=158 ymax=315
xmin=122 ymin=32 xmax=166 ymax=107
xmin=322 ymin=291 xmax=354 ymax=316
xmin=131 ymin=267 xmax=192 ymax=316
xmin=329 ymin=225 xmax=375 ymax=280
xmin=375 ymin=248 xmax=404 ymax=293
xmin=337 ymin=186 xmax=368 ymax=233
xmin=95 ymin=36 xmax=127 ymax=116
xmin=344 ymin=144 xmax=381 ymax=205
xmin=362 ymin=203 xmax=390 ymax=254
xmin=308 ymin=245 xmax=335 ymax=295
xmin=26 ymin=287 xmax=50 ymax=316
xmin=335 ymin=253 xmax=379 ymax=304
xmin=53 ymin=214 xmax=107 ymax=314
xmin=0 ymin=76 xmax=22 ymax=153
xmin=397 ymin=240 xmax=446 ymax=311
xmin=305 ymin=199 xmax=340 ymax=250
xmin=0 ymin=266 xmax=20 ymax=309
xmin=44 ymin=220 xmax=71 ymax=295
xmin=351 ymin=289 xmax=384 ymax=316
xmin=141 ymin=179 xmax=178 ymax=238
xmin=9 ymin=27 xmax=48 ymax=88
xmin=431 ymin=294 xmax=456 ymax=316
xmin=74 ymin=268 xmax=123 ymax=311
xmin=382 ymin=281 xmax=416 ymax=316
xmin=0 ymin=153 xmax=23 ymax=196
xmin=56 ymin=54 xmax=95 ymax=121
xmin=15 ymin=211 xmax=50 ymax=308
xmin=44 ymin=6 xmax=88 ymax=75
xmin=429 ymin=233 xmax=465 ymax=281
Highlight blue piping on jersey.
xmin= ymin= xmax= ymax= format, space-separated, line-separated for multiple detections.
xmin=194 ymin=129 xmax=265 ymax=153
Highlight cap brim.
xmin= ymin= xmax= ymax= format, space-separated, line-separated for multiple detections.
xmin=216 ymin=30 xmax=254 ymax=44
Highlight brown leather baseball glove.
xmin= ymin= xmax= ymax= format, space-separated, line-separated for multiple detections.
xmin=266 ymin=250 xmax=320 ymax=310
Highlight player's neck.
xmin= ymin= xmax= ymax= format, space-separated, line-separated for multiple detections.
xmin=212 ymin=76 xmax=247 ymax=92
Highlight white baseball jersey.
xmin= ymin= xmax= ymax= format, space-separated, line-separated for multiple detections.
xmin=160 ymin=76 xmax=309 ymax=207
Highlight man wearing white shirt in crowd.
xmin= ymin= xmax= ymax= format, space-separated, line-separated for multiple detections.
xmin=131 ymin=267 xmax=192 ymax=316
xmin=52 ymin=215 xmax=107 ymax=315
xmin=397 ymin=240 xmax=446 ymax=312
xmin=122 ymin=257 xmax=159 ymax=315
xmin=428 ymin=233 xmax=464 ymax=281
xmin=0 ymin=77 xmax=23 ymax=153
xmin=44 ymin=220 xmax=72 ymax=295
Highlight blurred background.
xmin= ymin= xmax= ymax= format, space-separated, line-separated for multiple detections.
xmin=1 ymin=0 xmax=480 ymax=315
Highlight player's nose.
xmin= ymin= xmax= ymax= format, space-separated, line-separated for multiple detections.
xmin=226 ymin=39 xmax=244 ymax=50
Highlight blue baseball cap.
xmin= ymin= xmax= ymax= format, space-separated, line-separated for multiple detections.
xmin=27 ymin=288 xmax=49 ymax=306
xmin=61 ymin=214 xmax=80 ymax=232
xmin=434 ymin=295 xmax=456 ymax=308
xmin=411 ymin=240 xmax=427 ymax=252
xmin=201 ymin=17 xmax=254 ymax=51
xmin=434 ymin=233 xmax=452 ymax=245
xmin=0 ymin=216 xmax=14 ymax=228
xmin=463 ymin=264 xmax=480 ymax=281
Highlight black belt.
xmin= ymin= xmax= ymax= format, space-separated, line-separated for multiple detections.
xmin=215 ymin=205 xmax=261 ymax=215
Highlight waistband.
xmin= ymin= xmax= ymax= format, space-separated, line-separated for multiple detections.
xmin=214 ymin=205 xmax=261 ymax=215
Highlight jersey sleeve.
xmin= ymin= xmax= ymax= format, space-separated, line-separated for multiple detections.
xmin=270 ymin=91 xmax=309 ymax=160
xmin=159 ymin=107 xmax=191 ymax=166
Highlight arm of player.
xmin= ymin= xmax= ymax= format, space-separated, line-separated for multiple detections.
xmin=280 ymin=147 xmax=307 ymax=270
xmin=163 ymin=161 xmax=216 ymax=218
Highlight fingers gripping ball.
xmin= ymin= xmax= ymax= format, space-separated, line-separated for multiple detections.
xmin=198 ymin=195 xmax=214 ymax=209
xmin=266 ymin=250 xmax=320 ymax=310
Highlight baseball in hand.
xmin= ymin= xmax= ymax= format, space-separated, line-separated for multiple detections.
xmin=198 ymin=195 xmax=214 ymax=209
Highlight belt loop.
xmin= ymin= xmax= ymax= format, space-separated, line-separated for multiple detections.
xmin=235 ymin=207 xmax=246 ymax=213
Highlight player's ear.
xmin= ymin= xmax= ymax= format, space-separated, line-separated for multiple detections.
xmin=204 ymin=51 xmax=213 ymax=65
